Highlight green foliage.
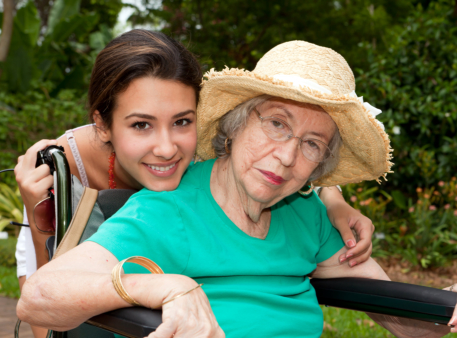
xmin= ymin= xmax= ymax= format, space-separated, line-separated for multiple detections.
xmin=0 ymin=184 xmax=23 ymax=233
xmin=0 ymin=0 xmax=120 ymax=95
xmin=0 ymin=237 xmax=17 ymax=268
xmin=0 ymin=81 xmax=88 ymax=176
xmin=356 ymin=0 xmax=457 ymax=193
xmin=0 ymin=265 xmax=20 ymax=299
xmin=343 ymin=179 xmax=457 ymax=269
xmin=131 ymin=0 xmax=414 ymax=71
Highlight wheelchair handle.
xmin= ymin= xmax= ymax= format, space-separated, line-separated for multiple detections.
xmin=47 ymin=147 xmax=72 ymax=249
xmin=44 ymin=147 xmax=72 ymax=338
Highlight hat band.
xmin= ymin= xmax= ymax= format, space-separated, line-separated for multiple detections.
xmin=271 ymin=74 xmax=385 ymax=131
xmin=272 ymin=74 xmax=333 ymax=94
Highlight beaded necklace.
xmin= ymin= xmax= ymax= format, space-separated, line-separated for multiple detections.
xmin=108 ymin=152 xmax=117 ymax=189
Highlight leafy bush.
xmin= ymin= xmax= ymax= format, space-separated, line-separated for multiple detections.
xmin=0 ymin=183 xmax=23 ymax=233
xmin=0 ymin=266 xmax=20 ymax=298
xmin=343 ymin=179 xmax=457 ymax=269
xmin=0 ymin=237 xmax=17 ymax=268
xmin=0 ymin=81 xmax=88 ymax=184
xmin=356 ymin=0 xmax=457 ymax=193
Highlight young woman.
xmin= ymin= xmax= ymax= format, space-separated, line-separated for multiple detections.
xmin=15 ymin=29 xmax=373 ymax=337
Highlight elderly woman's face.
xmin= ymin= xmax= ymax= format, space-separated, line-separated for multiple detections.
xmin=230 ymin=99 xmax=337 ymax=205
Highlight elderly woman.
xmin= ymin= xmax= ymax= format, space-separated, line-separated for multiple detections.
xmin=18 ymin=41 xmax=455 ymax=338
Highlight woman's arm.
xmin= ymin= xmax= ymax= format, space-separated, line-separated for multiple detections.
xmin=18 ymin=241 xmax=224 ymax=337
xmin=311 ymin=248 xmax=451 ymax=338
xmin=319 ymin=187 xmax=374 ymax=267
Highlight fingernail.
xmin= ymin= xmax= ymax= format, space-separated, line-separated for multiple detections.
xmin=347 ymin=239 xmax=356 ymax=248
xmin=339 ymin=256 xmax=346 ymax=263
xmin=350 ymin=260 xmax=357 ymax=267
xmin=346 ymin=253 xmax=353 ymax=258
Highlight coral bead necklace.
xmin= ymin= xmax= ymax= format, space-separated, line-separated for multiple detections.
xmin=108 ymin=152 xmax=117 ymax=189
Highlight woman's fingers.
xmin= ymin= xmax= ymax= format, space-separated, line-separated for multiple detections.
xmin=156 ymin=286 xmax=224 ymax=338
xmin=336 ymin=222 xmax=357 ymax=250
xmin=15 ymin=139 xmax=58 ymax=213
xmin=147 ymin=317 xmax=177 ymax=338
xmin=22 ymin=139 xmax=57 ymax=170
xmin=342 ymin=216 xmax=374 ymax=265
xmin=445 ymin=284 xmax=457 ymax=332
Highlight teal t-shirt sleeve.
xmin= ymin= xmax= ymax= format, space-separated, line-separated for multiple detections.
xmin=86 ymin=190 xmax=190 ymax=274
xmin=315 ymin=198 xmax=345 ymax=263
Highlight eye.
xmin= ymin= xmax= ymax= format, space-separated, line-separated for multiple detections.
xmin=174 ymin=118 xmax=192 ymax=127
xmin=270 ymin=119 xmax=286 ymax=129
xmin=307 ymin=140 xmax=319 ymax=149
xmin=132 ymin=121 xmax=150 ymax=130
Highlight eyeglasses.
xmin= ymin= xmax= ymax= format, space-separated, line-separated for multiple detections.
xmin=253 ymin=107 xmax=334 ymax=163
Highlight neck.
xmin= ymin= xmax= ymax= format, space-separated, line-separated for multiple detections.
xmin=211 ymin=157 xmax=271 ymax=239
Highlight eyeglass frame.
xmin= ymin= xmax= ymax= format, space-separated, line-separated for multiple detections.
xmin=253 ymin=107 xmax=334 ymax=163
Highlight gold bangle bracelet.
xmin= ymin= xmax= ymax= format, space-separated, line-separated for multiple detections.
xmin=161 ymin=283 xmax=204 ymax=307
xmin=111 ymin=256 xmax=164 ymax=306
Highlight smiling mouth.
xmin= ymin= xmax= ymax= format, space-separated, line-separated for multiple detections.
xmin=147 ymin=162 xmax=177 ymax=172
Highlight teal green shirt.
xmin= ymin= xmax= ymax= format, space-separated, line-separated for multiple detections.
xmin=88 ymin=159 xmax=344 ymax=338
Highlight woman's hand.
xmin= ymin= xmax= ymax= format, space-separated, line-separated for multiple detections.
xmin=444 ymin=284 xmax=457 ymax=333
xmin=145 ymin=276 xmax=225 ymax=338
xmin=15 ymin=139 xmax=58 ymax=214
xmin=15 ymin=139 xmax=57 ymax=267
xmin=319 ymin=187 xmax=374 ymax=267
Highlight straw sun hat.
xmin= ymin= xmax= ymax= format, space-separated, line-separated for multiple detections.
xmin=196 ymin=40 xmax=393 ymax=187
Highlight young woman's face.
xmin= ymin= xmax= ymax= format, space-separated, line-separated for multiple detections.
xmin=98 ymin=77 xmax=197 ymax=192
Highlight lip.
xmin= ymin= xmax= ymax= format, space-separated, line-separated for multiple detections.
xmin=257 ymin=169 xmax=285 ymax=185
xmin=143 ymin=159 xmax=180 ymax=178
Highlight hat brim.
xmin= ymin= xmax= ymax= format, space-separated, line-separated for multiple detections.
xmin=197 ymin=71 xmax=393 ymax=186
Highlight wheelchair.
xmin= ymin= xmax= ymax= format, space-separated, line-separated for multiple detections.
xmin=21 ymin=146 xmax=457 ymax=338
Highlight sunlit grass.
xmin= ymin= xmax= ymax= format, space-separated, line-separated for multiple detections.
xmin=0 ymin=265 xmax=20 ymax=298
xmin=322 ymin=306 xmax=456 ymax=337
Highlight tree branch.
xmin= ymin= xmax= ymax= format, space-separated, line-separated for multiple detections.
xmin=0 ymin=0 xmax=15 ymax=78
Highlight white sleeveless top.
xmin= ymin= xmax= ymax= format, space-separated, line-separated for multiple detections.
xmin=17 ymin=125 xmax=93 ymax=278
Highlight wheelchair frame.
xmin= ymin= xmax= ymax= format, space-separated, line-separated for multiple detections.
xmin=44 ymin=147 xmax=455 ymax=338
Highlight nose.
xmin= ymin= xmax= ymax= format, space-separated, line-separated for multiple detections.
xmin=273 ymin=137 xmax=300 ymax=167
xmin=152 ymin=130 xmax=178 ymax=160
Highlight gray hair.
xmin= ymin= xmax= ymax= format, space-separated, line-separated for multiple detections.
xmin=211 ymin=95 xmax=342 ymax=182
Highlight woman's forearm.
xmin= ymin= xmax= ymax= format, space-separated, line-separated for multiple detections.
xmin=18 ymin=269 xmax=128 ymax=330
xmin=17 ymin=242 xmax=197 ymax=331
xmin=318 ymin=186 xmax=345 ymax=206
xmin=25 ymin=208 xmax=51 ymax=268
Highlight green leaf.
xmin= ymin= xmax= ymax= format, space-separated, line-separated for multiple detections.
xmin=45 ymin=13 xmax=99 ymax=44
xmin=14 ymin=1 xmax=40 ymax=47
xmin=391 ymin=190 xmax=407 ymax=210
xmin=46 ymin=0 xmax=81 ymax=36
xmin=4 ymin=45 xmax=35 ymax=92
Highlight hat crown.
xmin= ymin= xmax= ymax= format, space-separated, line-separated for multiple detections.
xmin=253 ymin=41 xmax=355 ymax=95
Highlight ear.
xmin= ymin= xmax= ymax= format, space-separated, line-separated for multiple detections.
xmin=93 ymin=111 xmax=111 ymax=143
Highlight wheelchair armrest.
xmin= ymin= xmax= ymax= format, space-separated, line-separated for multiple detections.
xmin=85 ymin=278 xmax=456 ymax=338
xmin=86 ymin=307 xmax=162 ymax=338
xmin=311 ymin=278 xmax=456 ymax=324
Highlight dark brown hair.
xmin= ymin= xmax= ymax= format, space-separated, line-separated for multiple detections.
xmin=88 ymin=29 xmax=202 ymax=128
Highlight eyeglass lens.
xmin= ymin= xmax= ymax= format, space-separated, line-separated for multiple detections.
xmin=260 ymin=117 xmax=330 ymax=163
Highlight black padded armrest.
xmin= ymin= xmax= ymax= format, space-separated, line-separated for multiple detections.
xmin=87 ymin=307 xmax=162 ymax=338
xmin=311 ymin=278 xmax=456 ymax=324
xmin=86 ymin=278 xmax=456 ymax=337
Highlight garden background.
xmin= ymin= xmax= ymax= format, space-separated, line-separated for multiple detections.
xmin=0 ymin=0 xmax=456 ymax=336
